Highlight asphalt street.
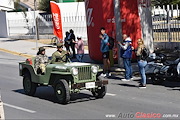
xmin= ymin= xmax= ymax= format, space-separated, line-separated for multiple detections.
xmin=0 ymin=51 xmax=180 ymax=120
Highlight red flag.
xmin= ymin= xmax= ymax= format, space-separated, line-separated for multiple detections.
xmin=50 ymin=1 xmax=63 ymax=40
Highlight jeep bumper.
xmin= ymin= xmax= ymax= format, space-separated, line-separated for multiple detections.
xmin=71 ymin=80 xmax=108 ymax=89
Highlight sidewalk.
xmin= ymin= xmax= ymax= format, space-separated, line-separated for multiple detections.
xmin=0 ymin=38 xmax=139 ymax=74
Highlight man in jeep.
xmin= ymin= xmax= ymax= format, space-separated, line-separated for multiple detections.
xmin=51 ymin=43 xmax=69 ymax=64
xmin=35 ymin=47 xmax=49 ymax=74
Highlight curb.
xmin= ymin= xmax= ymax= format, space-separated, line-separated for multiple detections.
xmin=0 ymin=48 xmax=34 ymax=58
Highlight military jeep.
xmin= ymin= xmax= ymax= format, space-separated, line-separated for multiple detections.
xmin=19 ymin=57 xmax=108 ymax=104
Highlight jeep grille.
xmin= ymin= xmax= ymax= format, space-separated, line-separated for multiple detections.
xmin=78 ymin=66 xmax=92 ymax=80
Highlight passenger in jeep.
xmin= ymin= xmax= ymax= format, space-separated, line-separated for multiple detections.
xmin=51 ymin=43 xmax=69 ymax=64
xmin=35 ymin=47 xmax=49 ymax=74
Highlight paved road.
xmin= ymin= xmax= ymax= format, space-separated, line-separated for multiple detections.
xmin=0 ymin=51 xmax=180 ymax=120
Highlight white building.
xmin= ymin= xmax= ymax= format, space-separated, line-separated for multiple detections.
xmin=0 ymin=0 xmax=14 ymax=37
xmin=0 ymin=0 xmax=14 ymax=11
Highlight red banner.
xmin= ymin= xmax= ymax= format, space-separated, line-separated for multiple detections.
xmin=50 ymin=1 xmax=63 ymax=40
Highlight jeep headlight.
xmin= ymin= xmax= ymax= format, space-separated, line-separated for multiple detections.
xmin=71 ymin=67 xmax=78 ymax=76
xmin=91 ymin=65 xmax=98 ymax=74
xmin=19 ymin=64 xmax=22 ymax=70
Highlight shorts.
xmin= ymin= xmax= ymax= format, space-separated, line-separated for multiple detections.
xmin=102 ymin=52 xmax=109 ymax=59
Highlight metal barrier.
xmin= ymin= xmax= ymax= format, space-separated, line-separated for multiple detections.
xmin=8 ymin=13 xmax=87 ymax=40
xmin=152 ymin=5 xmax=180 ymax=42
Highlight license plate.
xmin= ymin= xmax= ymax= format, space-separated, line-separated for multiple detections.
xmin=85 ymin=82 xmax=95 ymax=89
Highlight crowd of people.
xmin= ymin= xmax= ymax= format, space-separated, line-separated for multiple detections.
xmin=99 ymin=27 xmax=148 ymax=89
xmin=35 ymin=27 xmax=148 ymax=89
xmin=34 ymin=29 xmax=85 ymax=74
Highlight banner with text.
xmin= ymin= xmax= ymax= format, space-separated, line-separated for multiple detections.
xmin=50 ymin=1 xmax=63 ymax=40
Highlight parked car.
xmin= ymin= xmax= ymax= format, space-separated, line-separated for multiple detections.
xmin=19 ymin=57 xmax=108 ymax=104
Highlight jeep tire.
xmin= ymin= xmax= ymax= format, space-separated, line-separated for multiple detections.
xmin=54 ymin=79 xmax=70 ymax=104
xmin=92 ymin=85 xmax=107 ymax=99
xmin=23 ymin=73 xmax=37 ymax=96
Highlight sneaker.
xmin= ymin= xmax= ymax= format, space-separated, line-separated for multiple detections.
xmin=100 ymin=73 xmax=106 ymax=77
xmin=121 ymin=78 xmax=131 ymax=82
xmin=108 ymin=72 xmax=112 ymax=77
xmin=138 ymin=84 xmax=146 ymax=89
xmin=106 ymin=72 xmax=111 ymax=78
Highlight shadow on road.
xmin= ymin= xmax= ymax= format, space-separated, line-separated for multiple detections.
xmin=1 ymin=39 xmax=19 ymax=42
xmin=13 ymin=87 xmax=97 ymax=104
xmin=117 ymin=83 xmax=137 ymax=88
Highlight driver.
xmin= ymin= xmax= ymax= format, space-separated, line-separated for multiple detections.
xmin=51 ymin=43 xmax=69 ymax=64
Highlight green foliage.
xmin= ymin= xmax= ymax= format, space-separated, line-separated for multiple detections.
xmin=38 ymin=0 xmax=56 ymax=13
xmin=13 ymin=0 xmax=28 ymax=12
xmin=152 ymin=0 xmax=180 ymax=7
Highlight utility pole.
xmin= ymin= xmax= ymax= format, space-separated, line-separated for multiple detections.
xmin=114 ymin=0 xmax=123 ymax=67
xmin=34 ymin=0 xmax=39 ymax=50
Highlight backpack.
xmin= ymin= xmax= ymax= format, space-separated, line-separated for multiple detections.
xmin=108 ymin=37 xmax=114 ymax=50
xmin=120 ymin=45 xmax=132 ymax=59
xmin=141 ymin=47 xmax=150 ymax=60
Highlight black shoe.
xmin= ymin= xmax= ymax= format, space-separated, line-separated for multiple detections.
xmin=138 ymin=83 xmax=146 ymax=89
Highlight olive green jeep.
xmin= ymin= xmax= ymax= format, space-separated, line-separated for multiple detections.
xmin=19 ymin=57 xmax=108 ymax=104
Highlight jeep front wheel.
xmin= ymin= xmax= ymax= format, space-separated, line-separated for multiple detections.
xmin=23 ymin=74 xmax=37 ymax=96
xmin=54 ymin=79 xmax=70 ymax=104
xmin=92 ymin=85 xmax=107 ymax=99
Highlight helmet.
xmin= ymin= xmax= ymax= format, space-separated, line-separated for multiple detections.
xmin=38 ymin=47 xmax=45 ymax=52
xmin=57 ymin=43 xmax=63 ymax=48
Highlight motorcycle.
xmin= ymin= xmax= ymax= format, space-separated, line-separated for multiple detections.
xmin=145 ymin=53 xmax=180 ymax=84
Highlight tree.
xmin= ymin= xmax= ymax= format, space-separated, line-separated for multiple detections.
xmin=38 ymin=0 xmax=56 ymax=13
xmin=13 ymin=0 xmax=28 ymax=12
xmin=152 ymin=0 xmax=180 ymax=7
xmin=38 ymin=0 xmax=84 ymax=13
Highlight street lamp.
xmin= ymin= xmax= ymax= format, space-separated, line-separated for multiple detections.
xmin=34 ymin=0 xmax=39 ymax=49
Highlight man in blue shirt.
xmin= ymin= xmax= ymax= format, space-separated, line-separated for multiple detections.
xmin=99 ymin=27 xmax=111 ymax=77
xmin=118 ymin=34 xmax=133 ymax=81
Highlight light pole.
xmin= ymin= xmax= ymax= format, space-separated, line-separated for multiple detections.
xmin=34 ymin=0 xmax=39 ymax=50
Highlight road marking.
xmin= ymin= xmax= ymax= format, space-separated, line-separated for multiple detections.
xmin=4 ymin=103 xmax=36 ymax=113
xmin=106 ymin=93 xmax=116 ymax=96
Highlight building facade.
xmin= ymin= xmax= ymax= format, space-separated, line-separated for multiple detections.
xmin=0 ymin=0 xmax=14 ymax=11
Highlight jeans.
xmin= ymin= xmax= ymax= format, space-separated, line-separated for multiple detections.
xmin=138 ymin=60 xmax=147 ymax=85
xmin=123 ymin=58 xmax=132 ymax=79
xmin=76 ymin=54 xmax=84 ymax=62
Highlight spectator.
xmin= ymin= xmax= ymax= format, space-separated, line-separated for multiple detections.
xmin=118 ymin=34 xmax=133 ymax=81
xmin=64 ymin=31 xmax=70 ymax=52
xmin=99 ymin=27 xmax=111 ymax=77
xmin=75 ymin=35 xmax=84 ymax=62
xmin=135 ymin=38 xmax=148 ymax=88
xmin=35 ymin=47 xmax=49 ymax=74
xmin=68 ymin=29 xmax=76 ymax=58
